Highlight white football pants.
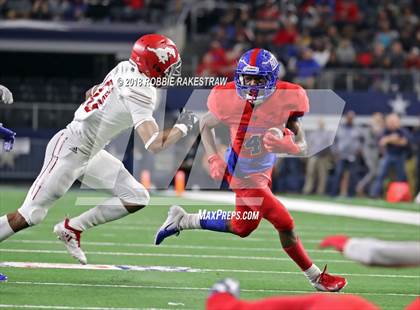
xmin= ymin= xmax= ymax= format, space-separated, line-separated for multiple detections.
xmin=18 ymin=129 xmax=149 ymax=225
xmin=344 ymin=238 xmax=420 ymax=267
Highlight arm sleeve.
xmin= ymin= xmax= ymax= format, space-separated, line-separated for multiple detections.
xmin=289 ymin=87 xmax=309 ymax=120
xmin=122 ymin=86 xmax=157 ymax=129
xmin=343 ymin=238 xmax=420 ymax=266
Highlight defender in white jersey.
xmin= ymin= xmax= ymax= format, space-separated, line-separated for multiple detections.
xmin=320 ymin=235 xmax=420 ymax=267
xmin=0 ymin=34 xmax=196 ymax=264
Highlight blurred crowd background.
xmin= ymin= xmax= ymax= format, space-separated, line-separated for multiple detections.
xmin=273 ymin=111 xmax=420 ymax=199
xmin=0 ymin=0 xmax=419 ymax=202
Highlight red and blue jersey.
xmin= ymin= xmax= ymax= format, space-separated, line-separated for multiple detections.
xmin=207 ymin=81 xmax=309 ymax=177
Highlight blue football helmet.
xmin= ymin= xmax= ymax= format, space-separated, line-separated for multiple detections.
xmin=234 ymin=48 xmax=280 ymax=104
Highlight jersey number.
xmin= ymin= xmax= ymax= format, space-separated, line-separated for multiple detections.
xmin=83 ymin=79 xmax=114 ymax=112
xmin=244 ymin=135 xmax=262 ymax=155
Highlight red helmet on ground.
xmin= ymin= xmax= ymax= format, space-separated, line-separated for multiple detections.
xmin=130 ymin=34 xmax=181 ymax=79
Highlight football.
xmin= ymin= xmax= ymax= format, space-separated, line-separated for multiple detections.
xmin=267 ymin=127 xmax=284 ymax=139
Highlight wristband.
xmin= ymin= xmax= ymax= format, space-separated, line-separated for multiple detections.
xmin=174 ymin=124 xmax=188 ymax=137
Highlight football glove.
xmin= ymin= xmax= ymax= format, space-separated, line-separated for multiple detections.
xmin=4 ymin=136 xmax=15 ymax=152
xmin=209 ymin=278 xmax=240 ymax=298
xmin=0 ymin=85 xmax=13 ymax=105
xmin=0 ymin=125 xmax=16 ymax=152
xmin=263 ymin=128 xmax=301 ymax=154
xmin=208 ymin=154 xmax=226 ymax=180
xmin=174 ymin=109 xmax=198 ymax=136
xmin=319 ymin=235 xmax=349 ymax=253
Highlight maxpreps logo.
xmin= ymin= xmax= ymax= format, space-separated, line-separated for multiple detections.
xmin=198 ymin=209 xmax=260 ymax=221
xmin=147 ymin=46 xmax=176 ymax=64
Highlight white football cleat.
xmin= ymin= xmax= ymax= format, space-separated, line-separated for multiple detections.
xmin=311 ymin=265 xmax=347 ymax=292
xmin=54 ymin=218 xmax=87 ymax=265
xmin=154 ymin=205 xmax=186 ymax=245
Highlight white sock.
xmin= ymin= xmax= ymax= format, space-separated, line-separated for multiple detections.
xmin=68 ymin=198 xmax=129 ymax=231
xmin=0 ymin=215 xmax=15 ymax=241
xmin=303 ymin=264 xmax=321 ymax=282
xmin=179 ymin=213 xmax=201 ymax=230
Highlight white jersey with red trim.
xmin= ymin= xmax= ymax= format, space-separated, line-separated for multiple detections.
xmin=67 ymin=60 xmax=157 ymax=156
xmin=343 ymin=238 xmax=420 ymax=267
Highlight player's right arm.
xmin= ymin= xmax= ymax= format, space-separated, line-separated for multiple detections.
xmin=263 ymin=86 xmax=309 ymax=156
xmin=136 ymin=111 xmax=197 ymax=153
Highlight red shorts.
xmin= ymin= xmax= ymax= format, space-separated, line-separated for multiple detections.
xmin=226 ymin=169 xmax=294 ymax=237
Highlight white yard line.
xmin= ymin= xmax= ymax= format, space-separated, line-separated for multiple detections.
xmin=5 ymin=239 xmax=339 ymax=254
xmin=0 ymin=262 xmax=199 ymax=273
xmin=44 ymin=225 xmax=415 ymax=239
xmin=198 ymin=268 xmax=420 ymax=279
xmin=0 ymin=306 xmax=172 ymax=310
xmin=42 ymin=216 xmax=407 ymax=234
xmin=0 ymin=248 xmax=354 ymax=263
xmin=183 ymin=191 xmax=420 ymax=226
xmin=0 ymin=261 xmax=418 ymax=279
xmin=8 ymin=281 xmax=419 ymax=298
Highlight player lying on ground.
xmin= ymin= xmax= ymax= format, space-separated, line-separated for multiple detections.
xmin=0 ymin=84 xmax=15 ymax=152
xmin=206 ymin=278 xmax=379 ymax=310
xmin=320 ymin=235 xmax=420 ymax=267
xmin=0 ymin=34 xmax=197 ymax=265
xmin=155 ymin=48 xmax=346 ymax=292
xmin=0 ymin=84 xmax=14 ymax=282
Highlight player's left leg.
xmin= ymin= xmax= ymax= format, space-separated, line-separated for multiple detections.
xmin=54 ymin=150 xmax=150 ymax=264
xmin=69 ymin=150 xmax=150 ymax=230
xmin=0 ymin=129 xmax=86 ymax=242
xmin=258 ymin=186 xmax=346 ymax=292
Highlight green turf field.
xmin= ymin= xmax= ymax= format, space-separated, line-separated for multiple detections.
xmin=0 ymin=187 xmax=419 ymax=310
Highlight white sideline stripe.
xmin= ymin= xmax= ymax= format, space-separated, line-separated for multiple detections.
xmin=0 ymin=248 xmax=353 ymax=263
xmin=1 ymin=261 xmax=418 ymax=279
xmin=44 ymin=217 xmax=408 ymax=234
xmin=55 ymin=225 xmax=416 ymax=238
xmin=9 ymin=281 xmax=419 ymax=298
xmin=0 ymin=306 xmax=172 ymax=310
xmin=0 ymin=262 xmax=199 ymax=273
xmin=183 ymin=191 xmax=420 ymax=226
xmin=6 ymin=239 xmax=339 ymax=254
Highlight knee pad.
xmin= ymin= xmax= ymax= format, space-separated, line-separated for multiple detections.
xmin=18 ymin=205 xmax=48 ymax=226
xmin=120 ymin=184 xmax=150 ymax=207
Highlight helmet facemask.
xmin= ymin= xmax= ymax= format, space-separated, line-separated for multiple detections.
xmin=164 ymin=58 xmax=182 ymax=79
xmin=235 ymin=72 xmax=276 ymax=105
